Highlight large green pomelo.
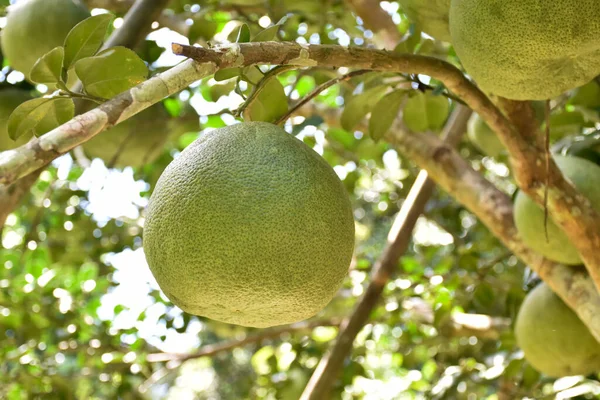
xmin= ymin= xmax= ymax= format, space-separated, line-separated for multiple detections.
xmin=449 ymin=0 xmax=600 ymax=100
xmin=515 ymin=283 xmax=600 ymax=377
xmin=467 ymin=113 xmax=504 ymax=157
xmin=82 ymin=105 xmax=174 ymax=169
xmin=1 ymin=0 xmax=89 ymax=80
xmin=398 ymin=0 xmax=451 ymax=42
xmin=0 ymin=88 xmax=32 ymax=150
xmin=514 ymin=155 xmax=600 ymax=265
xmin=143 ymin=122 xmax=355 ymax=328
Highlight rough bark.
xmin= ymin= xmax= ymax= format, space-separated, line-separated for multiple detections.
xmin=383 ymin=125 xmax=600 ymax=342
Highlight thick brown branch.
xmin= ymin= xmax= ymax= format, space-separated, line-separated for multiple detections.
xmin=1 ymin=41 xmax=599 ymax=327
xmin=300 ymin=106 xmax=470 ymax=400
xmin=498 ymin=98 xmax=600 ymax=285
xmin=173 ymin=41 xmax=600 ymax=294
xmin=383 ymin=119 xmax=600 ymax=342
xmin=0 ymin=59 xmax=216 ymax=184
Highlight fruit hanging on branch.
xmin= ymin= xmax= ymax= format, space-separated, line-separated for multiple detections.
xmin=1 ymin=0 xmax=90 ymax=82
xmin=449 ymin=0 xmax=600 ymax=100
xmin=515 ymin=283 xmax=600 ymax=377
xmin=513 ymin=155 xmax=600 ymax=265
xmin=143 ymin=122 xmax=355 ymax=328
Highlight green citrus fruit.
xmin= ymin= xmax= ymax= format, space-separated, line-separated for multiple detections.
xmin=449 ymin=0 xmax=600 ymax=100
xmin=515 ymin=283 xmax=600 ymax=377
xmin=82 ymin=104 xmax=174 ymax=169
xmin=398 ymin=0 xmax=451 ymax=42
xmin=1 ymin=0 xmax=89 ymax=80
xmin=143 ymin=122 xmax=355 ymax=328
xmin=0 ymin=88 xmax=33 ymax=150
xmin=467 ymin=113 xmax=505 ymax=157
xmin=514 ymin=155 xmax=600 ymax=265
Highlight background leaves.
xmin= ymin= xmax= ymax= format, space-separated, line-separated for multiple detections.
xmin=2 ymin=2 xmax=600 ymax=400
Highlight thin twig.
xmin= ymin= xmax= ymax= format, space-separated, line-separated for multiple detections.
xmin=146 ymin=318 xmax=342 ymax=364
xmin=235 ymin=65 xmax=296 ymax=117
xmin=274 ymin=69 xmax=370 ymax=125
xmin=406 ymin=75 xmax=467 ymax=106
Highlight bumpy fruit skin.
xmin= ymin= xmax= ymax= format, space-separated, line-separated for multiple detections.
xmin=449 ymin=0 xmax=600 ymax=100
xmin=466 ymin=113 xmax=504 ymax=157
xmin=0 ymin=89 xmax=32 ymax=150
xmin=515 ymin=283 xmax=600 ymax=377
xmin=143 ymin=122 xmax=355 ymax=328
xmin=82 ymin=105 xmax=172 ymax=169
xmin=514 ymin=155 xmax=600 ymax=265
xmin=1 ymin=0 xmax=89 ymax=79
xmin=398 ymin=0 xmax=451 ymax=42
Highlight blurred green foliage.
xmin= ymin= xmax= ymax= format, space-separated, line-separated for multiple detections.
xmin=2 ymin=1 xmax=600 ymax=399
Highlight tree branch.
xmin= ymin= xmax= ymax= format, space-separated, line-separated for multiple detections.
xmin=382 ymin=116 xmax=600 ymax=343
xmin=171 ymin=42 xmax=600 ymax=291
xmin=275 ymin=69 xmax=371 ymax=125
xmin=102 ymin=0 xmax=171 ymax=49
xmin=344 ymin=0 xmax=401 ymax=49
xmin=146 ymin=318 xmax=343 ymax=364
xmin=300 ymin=106 xmax=471 ymax=400
xmin=1 ymin=42 xmax=599 ymax=341
xmin=84 ymin=0 xmax=189 ymax=36
xmin=0 ymin=58 xmax=217 ymax=183
xmin=0 ymin=0 xmax=172 ymax=228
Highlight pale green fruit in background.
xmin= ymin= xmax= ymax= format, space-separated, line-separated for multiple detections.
xmin=143 ymin=122 xmax=355 ymax=328
xmin=515 ymin=283 xmax=600 ymax=377
xmin=514 ymin=155 xmax=600 ymax=265
xmin=0 ymin=88 xmax=33 ymax=150
xmin=398 ymin=0 xmax=452 ymax=42
xmin=449 ymin=0 xmax=600 ymax=100
xmin=466 ymin=113 xmax=504 ymax=157
xmin=1 ymin=0 xmax=89 ymax=81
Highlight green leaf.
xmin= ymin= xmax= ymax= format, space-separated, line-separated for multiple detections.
xmin=368 ymin=90 xmax=406 ymax=141
xmin=236 ymin=24 xmax=251 ymax=43
xmin=570 ymin=80 xmax=600 ymax=108
xmin=188 ymin=16 xmax=218 ymax=43
xmin=135 ymin=40 xmax=165 ymax=64
xmin=402 ymin=91 xmax=450 ymax=132
xmin=63 ymin=14 xmax=113 ymax=71
xmin=243 ymin=77 xmax=288 ymax=123
xmin=210 ymin=80 xmax=236 ymax=101
xmin=8 ymin=97 xmax=74 ymax=140
xmin=214 ymin=68 xmax=241 ymax=82
xmin=341 ymin=85 xmax=388 ymax=132
xmin=252 ymin=25 xmax=279 ymax=42
xmin=74 ymin=46 xmax=148 ymax=99
xmin=29 ymin=46 xmax=64 ymax=84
